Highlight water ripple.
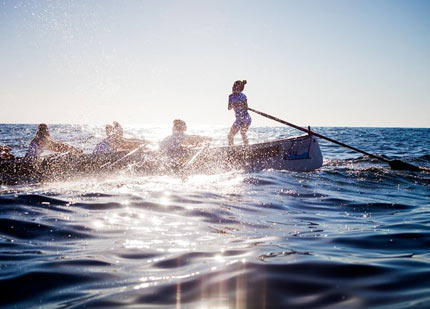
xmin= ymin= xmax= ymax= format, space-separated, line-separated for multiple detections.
xmin=0 ymin=126 xmax=429 ymax=308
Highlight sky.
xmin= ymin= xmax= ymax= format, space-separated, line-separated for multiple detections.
xmin=0 ymin=0 xmax=429 ymax=127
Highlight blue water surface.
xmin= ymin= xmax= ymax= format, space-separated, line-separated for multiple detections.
xmin=0 ymin=124 xmax=429 ymax=308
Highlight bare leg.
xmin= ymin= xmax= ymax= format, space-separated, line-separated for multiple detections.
xmin=228 ymin=126 xmax=239 ymax=146
xmin=240 ymin=126 xmax=249 ymax=145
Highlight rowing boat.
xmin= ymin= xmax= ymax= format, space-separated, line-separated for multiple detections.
xmin=0 ymin=134 xmax=323 ymax=185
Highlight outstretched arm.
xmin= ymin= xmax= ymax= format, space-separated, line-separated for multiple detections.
xmin=116 ymin=138 xmax=147 ymax=152
xmin=124 ymin=137 xmax=151 ymax=146
xmin=46 ymin=139 xmax=83 ymax=155
xmin=183 ymin=135 xmax=212 ymax=147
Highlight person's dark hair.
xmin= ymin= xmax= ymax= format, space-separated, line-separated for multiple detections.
xmin=36 ymin=123 xmax=50 ymax=139
xmin=112 ymin=121 xmax=123 ymax=137
xmin=0 ymin=145 xmax=13 ymax=160
xmin=232 ymin=80 xmax=247 ymax=92
xmin=105 ymin=124 xmax=114 ymax=136
xmin=173 ymin=119 xmax=187 ymax=133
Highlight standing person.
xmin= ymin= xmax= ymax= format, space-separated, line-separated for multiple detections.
xmin=228 ymin=80 xmax=251 ymax=146
xmin=25 ymin=124 xmax=82 ymax=157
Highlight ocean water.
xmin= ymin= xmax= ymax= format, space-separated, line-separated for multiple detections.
xmin=0 ymin=124 xmax=429 ymax=308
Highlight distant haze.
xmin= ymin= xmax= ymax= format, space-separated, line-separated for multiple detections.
xmin=1 ymin=0 xmax=429 ymax=127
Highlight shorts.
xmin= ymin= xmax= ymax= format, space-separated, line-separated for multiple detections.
xmin=233 ymin=114 xmax=252 ymax=129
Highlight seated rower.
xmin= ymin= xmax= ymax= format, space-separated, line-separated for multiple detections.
xmin=159 ymin=119 xmax=211 ymax=153
xmin=25 ymin=124 xmax=82 ymax=158
xmin=93 ymin=124 xmax=115 ymax=154
xmin=93 ymin=121 xmax=147 ymax=155
xmin=0 ymin=145 xmax=14 ymax=160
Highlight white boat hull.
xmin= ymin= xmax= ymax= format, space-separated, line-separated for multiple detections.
xmin=198 ymin=134 xmax=323 ymax=172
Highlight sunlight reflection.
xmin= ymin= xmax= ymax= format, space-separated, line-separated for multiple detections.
xmin=133 ymin=282 xmax=157 ymax=290
xmin=214 ymin=254 xmax=226 ymax=263
xmin=150 ymin=216 xmax=163 ymax=226
xmin=28 ymin=169 xmax=249 ymax=200
xmin=159 ymin=195 xmax=170 ymax=206
xmin=185 ymin=173 xmax=246 ymax=192
xmin=123 ymin=239 xmax=148 ymax=249
xmin=134 ymin=272 xmax=201 ymax=291
xmin=91 ymin=219 xmax=105 ymax=230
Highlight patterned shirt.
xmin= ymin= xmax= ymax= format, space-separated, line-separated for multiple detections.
xmin=229 ymin=92 xmax=251 ymax=128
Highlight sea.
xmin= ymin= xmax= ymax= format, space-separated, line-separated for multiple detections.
xmin=0 ymin=124 xmax=429 ymax=309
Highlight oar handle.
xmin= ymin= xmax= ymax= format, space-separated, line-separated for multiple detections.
xmin=101 ymin=143 xmax=147 ymax=169
xmin=247 ymin=107 xmax=389 ymax=163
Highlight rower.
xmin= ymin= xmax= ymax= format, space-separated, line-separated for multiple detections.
xmin=93 ymin=121 xmax=148 ymax=155
xmin=25 ymin=124 xmax=82 ymax=158
xmin=93 ymin=124 xmax=115 ymax=154
xmin=159 ymin=119 xmax=211 ymax=153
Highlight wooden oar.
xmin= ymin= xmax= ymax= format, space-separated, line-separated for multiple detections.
xmin=183 ymin=143 xmax=210 ymax=169
xmin=100 ymin=144 xmax=147 ymax=169
xmin=41 ymin=151 xmax=73 ymax=166
xmin=47 ymin=151 xmax=71 ymax=161
xmin=247 ymin=107 xmax=422 ymax=172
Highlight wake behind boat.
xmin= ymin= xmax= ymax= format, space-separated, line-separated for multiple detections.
xmin=0 ymin=134 xmax=323 ymax=185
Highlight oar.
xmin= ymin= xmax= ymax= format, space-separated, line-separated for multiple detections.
xmin=100 ymin=144 xmax=147 ymax=169
xmin=183 ymin=143 xmax=210 ymax=169
xmin=247 ymin=107 xmax=422 ymax=172
xmin=41 ymin=151 xmax=72 ymax=165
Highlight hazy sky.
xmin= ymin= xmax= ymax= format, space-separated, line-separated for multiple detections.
xmin=1 ymin=0 xmax=429 ymax=127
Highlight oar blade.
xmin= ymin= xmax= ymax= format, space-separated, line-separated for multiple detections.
xmin=388 ymin=160 xmax=421 ymax=172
